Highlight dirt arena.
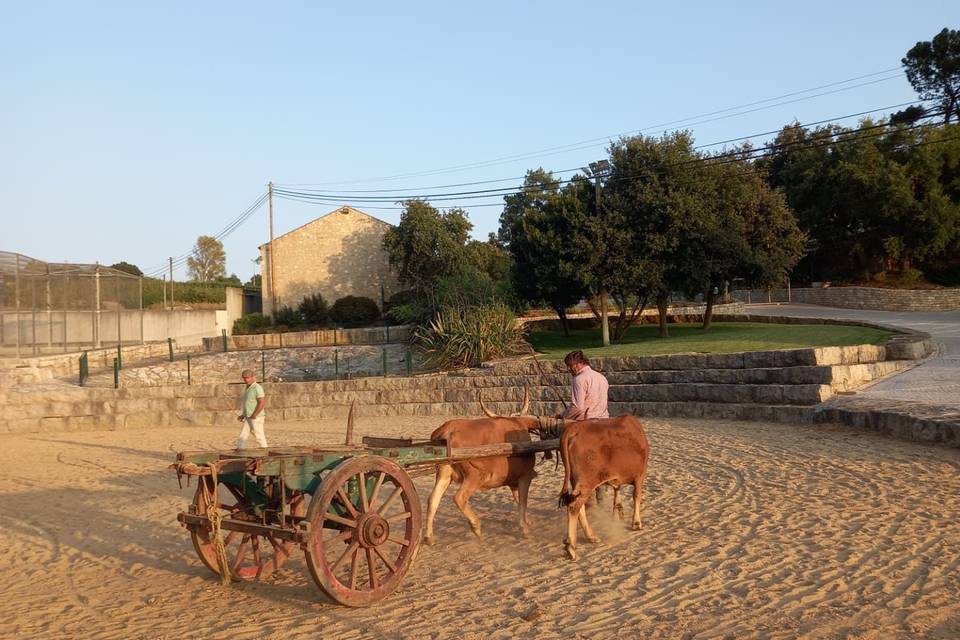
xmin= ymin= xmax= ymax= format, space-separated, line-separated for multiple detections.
xmin=2 ymin=416 xmax=959 ymax=640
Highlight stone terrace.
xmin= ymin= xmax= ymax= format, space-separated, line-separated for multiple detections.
xmin=0 ymin=341 xmax=929 ymax=435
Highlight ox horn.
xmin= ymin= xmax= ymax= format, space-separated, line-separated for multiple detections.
xmin=478 ymin=389 xmax=499 ymax=418
xmin=518 ymin=385 xmax=530 ymax=416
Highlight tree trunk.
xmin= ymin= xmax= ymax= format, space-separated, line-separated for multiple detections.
xmin=555 ymin=306 xmax=570 ymax=337
xmin=702 ymin=286 xmax=715 ymax=330
xmin=599 ymin=289 xmax=610 ymax=347
xmin=656 ymin=294 xmax=669 ymax=338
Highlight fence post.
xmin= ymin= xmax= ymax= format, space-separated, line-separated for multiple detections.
xmin=386 ymin=324 xmax=390 ymax=343
xmin=382 ymin=347 xmax=388 ymax=377
xmin=187 ymin=355 xmax=191 ymax=385
xmin=222 ymin=329 xmax=228 ymax=352
xmin=79 ymin=351 xmax=88 ymax=386
xmin=261 ymin=350 xmax=266 ymax=381
xmin=168 ymin=337 xmax=174 ymax=362
xmin=334 ymin=349 xmax=339 ymax=379
xmin=113 ymin=357 xmax=119 ymax=389
xmin=405 ymin=348 xmax=412 ymax=376
xmin=333 ymin=326 xmax=338 ymax=346
xmin=116 ymin=344 xmax=122 ymax=370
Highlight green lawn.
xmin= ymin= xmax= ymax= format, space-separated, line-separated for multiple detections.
xmin=527 ymin=322 xmax=893 ymax=359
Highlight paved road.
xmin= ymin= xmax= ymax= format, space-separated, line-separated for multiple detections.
xmin=746 ymin=303 xmax=960 ymax=408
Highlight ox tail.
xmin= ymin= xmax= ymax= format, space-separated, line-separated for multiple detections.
xmin=558 ymin=429 xmax=576 ymax=508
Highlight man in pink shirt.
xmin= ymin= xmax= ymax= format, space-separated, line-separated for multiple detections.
xmin=557 ymin=350 xmax=609 ymax=420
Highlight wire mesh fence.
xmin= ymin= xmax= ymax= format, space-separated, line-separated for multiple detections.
xmin=0 ymin=251 xmax=144 ymax=358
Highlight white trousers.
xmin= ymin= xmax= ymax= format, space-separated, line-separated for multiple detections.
xmin=237 ymin=416 xmax=268 ymax=449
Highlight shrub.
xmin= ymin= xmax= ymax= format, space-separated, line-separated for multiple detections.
xmin=232 ymin=313 xmax=272 ymax=335
xmin=384 ymin=290 xmax=426 ymax=325
xmin=330 ymin=295 xmax=381 ymax=327
xmin=414 ymin=304 xmax=527 ymax=369
xmin=273 ymin=305 xmax=303 ymax=328
xmin=298 ymin=293 xmax=330 ymax=326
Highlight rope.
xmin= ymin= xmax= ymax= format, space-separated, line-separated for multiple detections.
xmin=206 ymin=464 xmax=231 ymax=586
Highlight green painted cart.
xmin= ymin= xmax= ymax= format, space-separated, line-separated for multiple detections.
xmin=173 ymin=434 xmax=557 ymax=606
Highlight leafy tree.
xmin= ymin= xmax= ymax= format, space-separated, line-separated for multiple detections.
xmin=244 ymin=274 xmax=262 ymax=289
xmin=216 ymin=273 xmax=242 ymax=287
xmin=187 ymin=235 xmax=226 ymax=282
xmin=903 ymin=28 xmax=960 ymax=124
xmin=382 ymin=200 xmax=472 ymax=292
xmin=501 ymin=172 xmax=589 ymax=336
xmin=109 ymin=261 xmax=143 ymax=276
xmin=760 ymin=120 xmax=960 ymax=284
xmin=604 ymin=132 xmax=709 ymax=337
xmin=465 ymin=238 xmax=511 ymax=282
xmin=297 ymin=293 xmax=329 ymax=326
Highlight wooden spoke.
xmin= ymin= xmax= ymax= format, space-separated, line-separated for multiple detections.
xmin=233 ymin=535 xmax=251 ymax=572
xmin=385 ymin=511 xmax=412 ymax=523
xmin=336 ymin=487 xmax=361 ymax=519
xmin=324 ymin=511 xmax=357 ymax=529
xmin=366 ymin=548 xmax=379 ymax=590
xmin=387 ymin=535 xmax=410 ymax=547
xmin=323 ymin=528 xmax=354 ymax=547
xmin=332 ymin=540 xmax=360 ymax=574
xmin=224 ymin=530 xmax=240 ymax=546
xmin=252 ymin=537 xmax=263 ymax=577
xmin=368 ymin=472 xmax=387 ymax=511
xmin=357 ymin=471 xmax=369 ymax=512
xmin=349 ymin=548 xmax=360 ymax=591
xmin=377 ymin=485 xmax=402 ymax=515
xmin=374 ymin=545 xmax=398 ymax=574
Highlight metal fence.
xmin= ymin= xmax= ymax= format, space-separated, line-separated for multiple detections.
xmin=0 ymin=251 xmax=144 ymax=358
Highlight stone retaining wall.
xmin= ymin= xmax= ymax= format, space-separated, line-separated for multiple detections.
xmin=114 ymin=343 xmax=416 ymax=387
xmin=732 ymin=286 xmax=960 ymax=311
xmin=205 ymin=325 xmax=412 ymax=352
xmin=0 ymin=341 xmax=204 ymax=386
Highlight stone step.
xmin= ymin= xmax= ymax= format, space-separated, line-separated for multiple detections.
xmin=1 ymin=399 xmax=816 ymax=433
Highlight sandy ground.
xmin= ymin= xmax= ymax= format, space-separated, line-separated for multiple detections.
xmin=1 ymin=416 xmax=959 ymax=640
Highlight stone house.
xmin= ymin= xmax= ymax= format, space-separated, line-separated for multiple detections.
xmin=259 ymin=206 xmax=401 ymax=317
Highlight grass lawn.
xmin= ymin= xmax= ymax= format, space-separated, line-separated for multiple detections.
xmin=526 ymin=322 xmax=894 ymax=360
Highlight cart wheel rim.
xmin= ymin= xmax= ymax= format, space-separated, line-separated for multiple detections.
xmin=304 ymin=457 xmax=422 ymax=606
xmin=190 ymin=477 xmax=303 ymax=581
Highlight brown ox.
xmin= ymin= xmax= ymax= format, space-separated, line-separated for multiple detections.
xmin=424 ymin=390 xmax=538 ymax=545
xmin=559 ymin=414 xmax=650 ymax=560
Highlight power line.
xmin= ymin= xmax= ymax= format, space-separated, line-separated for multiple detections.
xmin=275 ymin=99 xmax=925 ymax=197
xmin=276 ymin=68 xmax=907 ymax=187
xmin=271 ymin=108 xmax=943 ymax=204
xmin=143 ymin=192 xmax=268 ymax=277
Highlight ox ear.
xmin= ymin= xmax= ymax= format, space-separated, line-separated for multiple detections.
xmin=478 ymin=389 xmax=498 ymax=418
xmin=517 ymin=385 xmax=530 ymax=416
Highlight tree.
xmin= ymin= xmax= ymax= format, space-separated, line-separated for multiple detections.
xmin=109 ymin=261 xmax=142 ymax=276
xmin=903 ymin=28 xmax=960 ymax=124
xmin=502 ymin=174 xmax=590 ymax=336
xmin=382 ymin=200 xmax=472 ymax=293
xmin=244 ymin=274 xmax=262 ymax=289
xmin=187 ymin=235 xmax=226 ymax=282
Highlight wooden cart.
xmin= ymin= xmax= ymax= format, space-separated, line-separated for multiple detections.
xmin=172 ymin=435 xmax=558 ymax=606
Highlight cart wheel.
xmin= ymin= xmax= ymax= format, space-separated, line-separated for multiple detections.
xmin=304 ymin=457 xmax=422 ymax=606
xmin=190 ymin=476 xmax=304 ymax=581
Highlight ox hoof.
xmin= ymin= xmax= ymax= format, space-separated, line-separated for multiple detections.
xmin=470 ymin=523 xmax=482 ymax=538
xmin=424 ymin=535 xmax=435 ymax=546
xmin=632 ymin=521 xmax=643 ymax=531
xmin=585 ymin=535 xmax=600 ymax=544
xmin=564 ymin=543 xmax=578 ymax=561
xmin=614 ymin=505 xmax=626 ymax=521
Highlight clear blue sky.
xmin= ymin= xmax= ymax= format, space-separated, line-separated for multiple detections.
xmin=2 ymin=2 xmax=955 ymax=280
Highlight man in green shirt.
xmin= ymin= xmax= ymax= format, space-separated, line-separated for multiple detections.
xmin=236 ymin=369 xmax=268 ymax=449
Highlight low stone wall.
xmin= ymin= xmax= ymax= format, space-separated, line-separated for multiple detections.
xmin=520 ymin=302 xmax=745 ymax=331
xmin=816 ymin=398 xmax=960 ymax=446
xmin=116 ymin=343 xmax=416 ymax=386
xmin=205 ymin=325 xmax=412 ymax=351
xmin=0 ymin=341 xmax=204 ymax=386
xmin=732 ymin=287 xmax=960 ymax=311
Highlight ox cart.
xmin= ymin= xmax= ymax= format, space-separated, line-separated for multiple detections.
xmin=172 ymin=433 xmax=559 ymax=606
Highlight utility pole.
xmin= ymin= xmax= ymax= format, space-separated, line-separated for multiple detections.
xmin=268 ymin=181 xmax=277 ymax=319
xmin=169 ymin=257 xmax=174 ymax=310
